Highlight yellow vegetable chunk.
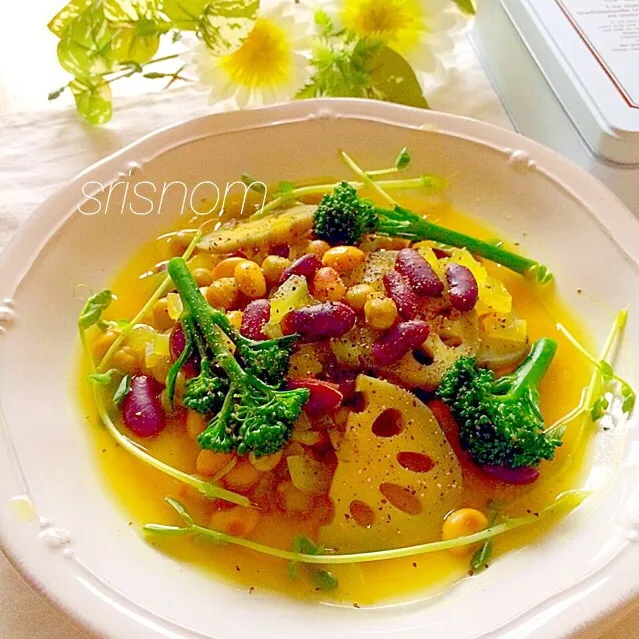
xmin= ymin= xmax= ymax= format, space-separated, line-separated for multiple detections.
xmin=448 ymin=248 xmax=512 ymax=316
xmin=263 ymin=275 xmax=311 ymax=338
xmin=320 ymin=375 xmax=463 ymax=552
xmin=478 ymin=312 xmax=530 ymax=370
xmin=198 ymin=204 xmax=316 ymax=253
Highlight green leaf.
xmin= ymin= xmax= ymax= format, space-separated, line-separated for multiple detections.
xmin=112 ymin=28 xmax=161 ymax=63
xmin=162 ymin=0 xmax=208 ymax=30
xmin=395 ymin=147 xmax=411 ymax=170
xmin=105 ymin=1 xmax=168 ymax=64
xmin=545 ymin=424 xmax=566 ymax=444
xmin=200 ymin=0 xmax=259 ymax=57
xmin=79 ymin=289 xmax=115 ymax=329
xmin=70 ymin=76 xmax=113 ymax=125
xmin=115 ymin=318 xmax=132 ymax=329
xmin=470 ymin=539 xmax=492 ymax=575
xmin=241 ymin=174 xmax=267 ymax=194
xmin=48 ymin=0 xmax=92 ymax=37
xmin=293 ymin=535 xmax=324 ymax=555
xmin=452 ymin=0 xmax=476 ymax=15
xmin=113 ymin=374 xmax=132 ymax=406
xmin=57 ymin=3 xmax=117 ymax=77
xmin=622 ymin=383 xmax=636 ymax=415
xmin=369 ymin=46 xmax=429 ymax=109
xmin=88 ymin=369 xmax=118 ymax=385
xmin=310 ymin=568 xmax=339 ymax=592
xmin=48 ymin=87 xmax=66 ymax=101
xmin=278 ymin=181 xmax=295 ymax=194
xmin=590 ymin=395 xmax=609 ymax=422
xmin=599 ymin=360 xmax=614 ymax=383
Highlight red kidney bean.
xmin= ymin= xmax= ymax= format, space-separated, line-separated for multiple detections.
xmin=321 ymin=366 xmax=358 ymax=403
xmin=287 ymin=378 xmax=343 ymax=415
xmin=270 ymin=243 xmax=290 ymax=258
xmin=122 ymin=375 xmax=167 ymax=438
xmin=383 ymin=270 xmax=418 ymax=320
xmin=169 ymin=324 xmax=199 ymax=377
xmin=446 ymin=263 xmax=479 ymax=312
xmin=279 ymin=253 xmax=322 ymax=285
xmin=281 ymin=302 xmax=356 ymax=340
xmin=240 ymin=299 xmax=271 ymax=340
xmin=481 ymin=465 xmax=539 ymax=485
xmin=372 ymin=320 xmax=430 ymax=366
xmin=395 ymin=248 xmax=444 ymax=297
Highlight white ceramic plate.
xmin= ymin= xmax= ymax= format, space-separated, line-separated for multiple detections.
xmin=1 ymin=99 xmax=639 ymax=639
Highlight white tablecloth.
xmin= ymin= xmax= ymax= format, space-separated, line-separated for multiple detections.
xmin=0 ymin=34 xmax=637 ymax=639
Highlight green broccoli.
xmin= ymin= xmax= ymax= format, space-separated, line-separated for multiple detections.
xmin=182 ymin=359 xmax=228 ymax=415
xmin=167 ymin=257 xmax=310 ymax=457
xmin=313 ymin=182 xmax=551 ymax=283
xmin=437 ymin=338 xmax=562 ymax=469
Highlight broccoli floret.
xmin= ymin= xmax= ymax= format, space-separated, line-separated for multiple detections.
xmin=234 ymin=334 xmax=299 ymax=387
xmin=167 ymin=257 xmax=310 ymax=458
xmin=313 ymin=182 xmax=550 ymax=282
xmin=313 ymin=182 xmax=377 ymax=246
xmin=183 ymin=359 xmax=228 ymax=415
xmin=437 ymin=338 xmax=562 ymax=469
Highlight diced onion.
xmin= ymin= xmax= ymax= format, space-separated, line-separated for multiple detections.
xmin=287 ymin=455 xmax=332 ymax=495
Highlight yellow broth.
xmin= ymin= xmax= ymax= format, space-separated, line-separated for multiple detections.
xmin=78 ymin=194 xmax=592 ymax=606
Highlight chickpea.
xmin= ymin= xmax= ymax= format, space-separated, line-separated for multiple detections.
xmin=111 ymin=346 xmax=138 ymax=375
xmin=322 ymin=246 xmax=366 ymax=274
xmin=307 ymin=239 xmax=330 ymax=258
xmin=191 ymin=267 xmax=214 ymax=287
xmin=223 ymin=459 xmax=262 ymax=492
xmin=186 ymin=410 xmax=207 ymax=440
xmin=92 ymin=330 xmax=119 ymax=361
xmin=152 ymin=298 xmax=174 ymax=331
xmin=209 ymin=506 xmax=260 ymax=538
xmin=277 ymin=481 xmax=313 ymax=514
xmin=345 ymin=284 xmax=373 ymax=311
xmin=312 ymin=266 xmax=346 ymax=302
xmin=261 ymin=255 xmax=291 ymax=285
xmin=442 ymin=508 xmax=489 ymax=557
xmin=234 ymin=261 xmax=267 ymax=299
xmin=249 ymin=450 xmax=283 ymax=472
xmin=213 ymin=256 xmax=247 ymax=280
xmin=151 ymin=358 xmax=171 ymax=385
xmin=206 ymin=277 xmax=239 ymax=310
xmin=364 ymin=296 xmax=398 ymax=330
xmin=196 ymin=450 xmax=234 ymax=477
xmin=226 ymin=310 xmax=244 ymax=331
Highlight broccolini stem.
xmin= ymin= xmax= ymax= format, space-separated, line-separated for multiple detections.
xmin=167 ymin=258 xmax=244 ymax=383
xmin=376 ymin=205 xmax=550 ymax=282
xmin=506 ymin=338 xmax=558 ymax=398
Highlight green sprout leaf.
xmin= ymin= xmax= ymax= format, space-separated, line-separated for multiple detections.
xmin=599 ymin=360 xmax=614 ymax=383
xmin=311 ymin=569 xmax=339 ymax=592
xmin=78 ymin=289 xmax=115 ymax=329
xmin=369 ymin=46 xmax=429 ymax=109
xmin=200 ymin=0 xmax=259 ymax=57
xmin=590 ymin=395 xmax=609 ymax=422
xmin=70 ymin=76 xmax=113 ymax=125
xmin=241 ymin=174 xmax=267 ymax=194
xmin=622 ymin=383 xmax=637 ymax=415
xmin=88 ymin=368 xmax=118 ymax=385
xmin=470 ymin=538 xmax=492 ymax=575
xmin=278 ymin=181 xmax=295 ymax=195
xmin=395 ymin=147 xmax=411 ymax=170
xmin=48 ymin=0 xmax=92 ymax=37
xmin=57 ymin=3 xmax=117 ymax=77
xmin=452 ymin=0 xmax=476 ymax=14
xmin=113 ymin=374 xmax=132 ymax=406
